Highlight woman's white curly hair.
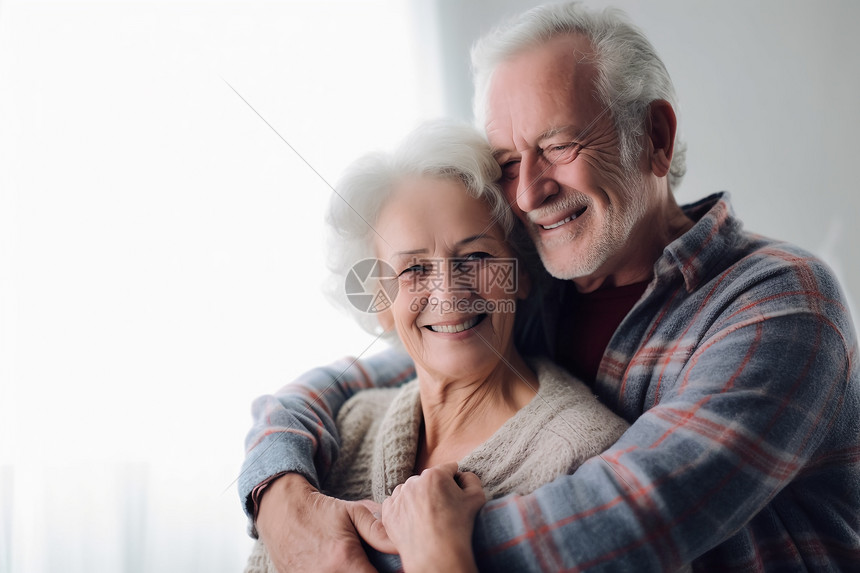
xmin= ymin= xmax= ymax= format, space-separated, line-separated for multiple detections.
xmin=324 ymin=120 xmax=514 ymax=339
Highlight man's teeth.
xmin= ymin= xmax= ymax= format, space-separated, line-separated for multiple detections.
xmin=429 ymin=316 xmax=480 ymax=333
xmin=542 ymin=214 xmax=575 ymax=230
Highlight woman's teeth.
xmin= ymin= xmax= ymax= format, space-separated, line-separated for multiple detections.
xmin=428 ymin=315 xmax=481 ymax=333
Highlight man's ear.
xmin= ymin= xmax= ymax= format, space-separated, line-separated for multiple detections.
xmin=647 ymin=100 xmax=677 ymax=178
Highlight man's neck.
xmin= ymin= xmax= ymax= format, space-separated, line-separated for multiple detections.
xmin=573 ymin=192 xmax=694 ymax=293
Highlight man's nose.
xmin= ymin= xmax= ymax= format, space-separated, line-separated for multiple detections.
xmin=515 ymin=154 xmax=558 ymax=213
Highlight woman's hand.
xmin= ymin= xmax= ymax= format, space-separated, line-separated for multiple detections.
xmin=381 ymin=462 xmax=485 ymax=573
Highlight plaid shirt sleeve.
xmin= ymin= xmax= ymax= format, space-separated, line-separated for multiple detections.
xmin=238 ymin=347 xmax=414 ymax=530
xmin=470 ymin=195 xmax=860 ymax=571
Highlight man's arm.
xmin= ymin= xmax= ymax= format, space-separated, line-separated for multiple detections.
xmin=239 ymin=347 xmax=414 ymax=529
xmin=471 ymin=301 xmax=859 ymax=570
xmin=254 ymin=474 xmax=395 ymax=573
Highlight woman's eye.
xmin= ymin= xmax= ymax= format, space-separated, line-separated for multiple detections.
xmin=465 ymin=252 xmax=491 ymax=261
xmin=399 ymin=264 xmax=425 ymax=277
xmin=452 ymin=253 xmax=491 ymax=272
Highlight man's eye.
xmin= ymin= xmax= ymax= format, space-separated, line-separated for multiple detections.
xmin=543 ymin=142 xmax=582 ymax=164
xmin=501 ymin=160 xmax=520 ymax=181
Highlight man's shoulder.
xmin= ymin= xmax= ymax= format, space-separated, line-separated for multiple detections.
xmin=679 ymin=193 xmax=845 ymax=305
xmin=727 ymin=232 xmax=830 ymax=277
xmin=653 ymin=194 xmax=857 ymax=357
xmin=712 ymin=230 xmax=844 ymax=303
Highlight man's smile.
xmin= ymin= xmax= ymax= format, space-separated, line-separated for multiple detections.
xmin=535 ymin=206 xmax=588 ymax=231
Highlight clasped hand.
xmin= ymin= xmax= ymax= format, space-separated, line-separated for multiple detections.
xmin=257 ymin=463 xmax=485 ymax=572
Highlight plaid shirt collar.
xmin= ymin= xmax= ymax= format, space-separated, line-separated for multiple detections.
xmin=659 ymin=191 xmax=743 ymax=293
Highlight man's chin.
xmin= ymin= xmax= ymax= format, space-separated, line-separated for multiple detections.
xmin=536 ymin=246 xmax=588 ymax=281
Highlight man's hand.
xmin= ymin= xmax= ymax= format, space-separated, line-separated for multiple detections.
xmin=382 ymin=462 xmax=485 ymax=573
xmin=256 ymin=473 xmax=396 ymax=573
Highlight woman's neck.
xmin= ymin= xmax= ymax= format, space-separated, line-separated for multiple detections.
xmin=413 ymin=351 xmax=538 ymax=473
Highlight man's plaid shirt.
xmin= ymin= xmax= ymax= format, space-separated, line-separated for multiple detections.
xmin=241 ymin=193 xmax=859 ymax=571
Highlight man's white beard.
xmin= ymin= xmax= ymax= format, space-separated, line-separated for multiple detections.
xmin=536 ymin=171 xmax=648 ymax=281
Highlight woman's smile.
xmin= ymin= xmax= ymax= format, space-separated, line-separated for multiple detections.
xmin=423 ymin=314 xmax=487 ymax=334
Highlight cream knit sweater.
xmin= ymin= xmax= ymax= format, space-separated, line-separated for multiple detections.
xmin=245 ymin=358 xmax=629 ymax=572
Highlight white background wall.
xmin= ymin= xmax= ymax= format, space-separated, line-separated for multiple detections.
xmin=1 ymin=1 xmax=857 ymax=571
xmin=0 ymin=1 xmax=435 ymax=571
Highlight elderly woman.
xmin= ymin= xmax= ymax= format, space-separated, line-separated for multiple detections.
xmin=245 ymin=121 xmax=628 ymax=573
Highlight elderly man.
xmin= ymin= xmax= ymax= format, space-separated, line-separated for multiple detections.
xmin=241 ymin=3 xmax=860 ymax=571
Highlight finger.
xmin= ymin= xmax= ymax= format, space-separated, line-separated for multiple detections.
xmin=456 ymin=474 xmax=486 ymax=508
xmin=455 ymin=470 xmax=483 ymax=493
xmin=348 ymin=501 xmax=397 ymax=554
xmin=435 ymin=461 xmax=460 ymax=477
xmin=355 ymin=499 xmax=382 ymax=519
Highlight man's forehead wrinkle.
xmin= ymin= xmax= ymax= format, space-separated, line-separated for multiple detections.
xmin=539 ymin=125 xmax=585 ymax=142
xmin=484 ymin=88 xmax=516 ymax=150
xmin=485 ymin=40 xmax=598 ymax=155
xmin=485 ymin=111 xmax=519 ymax=157
xmin=493 ymin=120 xmax=585 ymax=156
xmin=486 ymin=124 xmax=514 ymax=158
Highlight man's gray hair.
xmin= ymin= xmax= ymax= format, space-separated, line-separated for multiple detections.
xmin=325 ymin=120 xmax=510 ymax=337
xmin=471 ymin=1 xmax=687 ymax=191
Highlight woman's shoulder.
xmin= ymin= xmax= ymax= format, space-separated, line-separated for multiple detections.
xmin=326 ymin=379 xmax=419 ymax=501
xmin=463 ymin=358 xmax=629 ymax=498
xmin=523 ymin=357 xmax=630 ymax=459
xmin=528 ymin=356 xmax=603 ymax=404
